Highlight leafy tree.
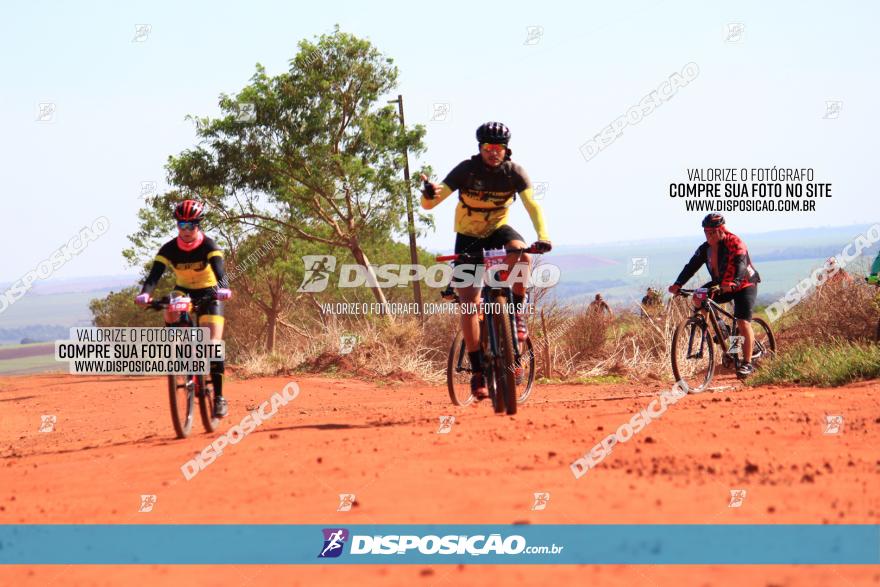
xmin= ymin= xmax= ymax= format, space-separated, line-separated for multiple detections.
xmin=163 ymin=27 xmax=429 ymax=307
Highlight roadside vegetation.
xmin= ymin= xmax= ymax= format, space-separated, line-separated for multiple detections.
xmin=88 ymin=28 xmax=880 ymax=389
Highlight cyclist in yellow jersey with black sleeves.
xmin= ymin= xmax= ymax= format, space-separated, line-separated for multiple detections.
xmin=421 ymin=122 xmax=551 ymax=399
xmin=135 ymin=200 xmax=233 ymax=418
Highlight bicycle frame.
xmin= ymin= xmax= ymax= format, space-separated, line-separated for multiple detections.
xmin=441 ymin=249 xmax=528 ymax=365
xmin=685 ymin=292 xmax=742 ymax=366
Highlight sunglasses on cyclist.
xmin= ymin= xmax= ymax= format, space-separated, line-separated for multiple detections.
xmin=480 ymin=143 xmax=507 ymax=154
xmin=177 ymin=221 xmax=199 ymax=231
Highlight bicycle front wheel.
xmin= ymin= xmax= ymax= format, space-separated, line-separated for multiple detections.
xmin=671 ymin=316 xmax=715 ymax=393
xmin=446 ymin=330 xmax=475 ymax=407
xmin=168 ymin=374 xmax=195 ymax=438
xmin=198 ymin=376 xmax=220 ymax=433
xmin=492 ymin=294 xmax=518 ymax=415
xmin=517 ymin=336 xmax=536 ymax=404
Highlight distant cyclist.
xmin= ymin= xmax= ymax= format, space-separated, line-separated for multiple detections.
xmin=640 ymin=287 xmax=662 ymax=318
xmin=421 ymin=122 xmax=551 ymax=399
xmin=588 ymin=293 xmax=613 ymax=319
xmin=668 ymin=214 xmax=761 ymax=378
xmin=135 ymin=200 xmax=232 ymax=417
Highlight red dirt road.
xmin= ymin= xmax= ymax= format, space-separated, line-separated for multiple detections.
xmin=1 ymin=372 xmax=878 ymax=585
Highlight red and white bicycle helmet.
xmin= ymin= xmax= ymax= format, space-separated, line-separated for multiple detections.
xmin=173 ymin=200 xmax=205 ymax=222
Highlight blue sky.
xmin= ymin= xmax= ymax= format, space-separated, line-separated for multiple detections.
xmin=1 ymin=0 xmax=876 ymax=280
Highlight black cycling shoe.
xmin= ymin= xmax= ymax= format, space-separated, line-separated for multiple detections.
xmin=736 ymin=362 xmax=755 ymax=379
xmin=214 ymin=396 xmax=229 ymax=418
xmin=470 ymin=373 xmax=489 ymax=401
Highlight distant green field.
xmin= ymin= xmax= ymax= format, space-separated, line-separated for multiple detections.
xmin=0 ymin=291 xmax=97 ymax=328
xmin=0 ymin=343 xmax=61 ymax=375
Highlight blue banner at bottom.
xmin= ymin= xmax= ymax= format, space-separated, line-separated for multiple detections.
xmin=0 ymin=525 xmax=877 ymax=564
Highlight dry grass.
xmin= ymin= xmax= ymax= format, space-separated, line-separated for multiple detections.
xmin=772 ymin=279 xmax=880 ymax=344
xmin=225 ymin=278 xmax=880 ymax=385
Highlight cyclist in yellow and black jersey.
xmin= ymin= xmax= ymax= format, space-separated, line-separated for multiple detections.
xmin=421 ymin=122 xmax=551 ymax=399
xmin=135 ymin=199 xmax=233 ymax=417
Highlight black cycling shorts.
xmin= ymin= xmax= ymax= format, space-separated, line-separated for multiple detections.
xmin=452 ymin=225 xmax=525 ymax=288
xmin=705 ymin=282 xmax=757 ymax=321
xmin=170 ymin=286 xmax=224 ymax=325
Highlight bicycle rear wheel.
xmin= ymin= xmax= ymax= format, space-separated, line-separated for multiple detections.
xmin=671 ymin=316 xmax=715 ymax=393
xmin=197 ymin=376 xmax=220 ymax=433
xmin=750 ymin=317 xmax=777 ymax=367
xmin=492 ymin=294 xmax=518 ymax=415
xmin=168 ymin=374 xmax=195 ymax=438
xmin=446 ymin=330 xmax=475 ymax=406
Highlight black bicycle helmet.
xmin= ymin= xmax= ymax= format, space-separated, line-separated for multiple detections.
xmin=476 ymin=121 xmax=511 ymax=144
xmin=701 ymin=213 xmax=725 ymax=228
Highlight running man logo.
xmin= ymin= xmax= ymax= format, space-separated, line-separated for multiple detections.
xmin=318 ymin=528 xmax=350 ymax=558
xmin=728 ymin=489 xmax=747 ymax=508
xmin=437 ymin=415 xmax=455 ymax=434
xmin=337 ymin=494 xmax=356 ymax=512
xmin=823 ymin=415 xmax=844 ymax=435
xmin=298 ymin=256 xmax=337 ymax=292
xmin=823 ymin=100 xmax=843 ymax=120
xmin=430 ymin=103 xmax=450 ymax=122
xmin=725 ymin=22 xmax=745 ymax=43
xmin=339 ymin=334 xmax=358 ymax=355
xmin=139 ymin=494 xmax=157 ymax=512
xmin=39 ymin=415 xmax=57 ymax=433
xmin=630 ymin=257 xmax=648 ymax=276
xmin=524 ymin=25 xmax=544 ymax=45
xmin=531 ymin=492 xmax=550 ymax=511
xmin=727 ymin=336 xmax=744 ymax=356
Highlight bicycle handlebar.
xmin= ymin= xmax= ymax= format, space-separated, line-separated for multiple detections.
xmin=435 ymin=246 xmax=543 ymax=263
xmin=675 ymin=285 xmax=720 ymax=297
xmin=145 ymin=295 xmax=217 ymax=311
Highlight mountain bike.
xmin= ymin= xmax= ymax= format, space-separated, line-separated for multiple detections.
xmin=671 ymin=287 xmax=776 ymax=392
xmin=438 ymin=247 xmax=541 ymax=415
xmin=147 ymin=295 xmax=220 ymax=438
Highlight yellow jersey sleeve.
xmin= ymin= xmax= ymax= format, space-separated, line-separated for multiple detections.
xmin=519 ymin=187 xmax=549 ymax=241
